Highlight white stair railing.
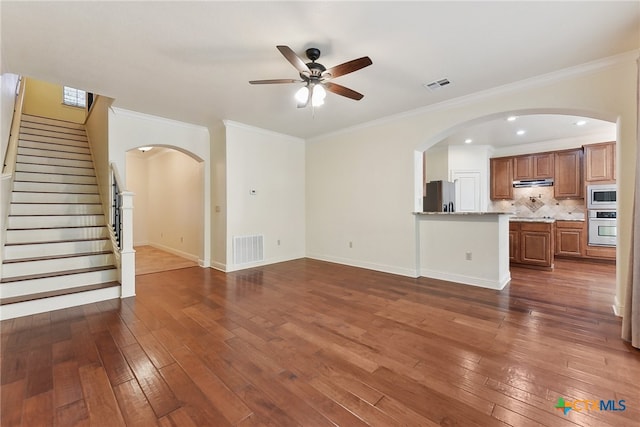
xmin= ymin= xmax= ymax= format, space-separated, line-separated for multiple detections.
xmin=110 ymin=162 xmax=135 ymax=297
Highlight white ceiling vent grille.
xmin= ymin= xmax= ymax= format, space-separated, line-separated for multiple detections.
xmin=233 ymin=234 xmax=264 ymax=265
xmin=423 ymin=78 xmax=451 ymax=91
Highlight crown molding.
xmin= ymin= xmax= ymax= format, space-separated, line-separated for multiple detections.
xmin=223 ymin=119 xmax=305 ymax=143
xmin=309 ymin=49 xmax=640 ymax=143
xmin=110 ymin=107 xmax=209 ymax=132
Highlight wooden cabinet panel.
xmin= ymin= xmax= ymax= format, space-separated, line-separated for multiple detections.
xmin=555 ymin=221 xmax=585 ymax=257
xmin=513 ymin=153 xmax=554 ymax=180
xmin=513 ymin=156 xmax=532 ymax=180
xmin=490 ymin=157 xmax=513 ymax=200
xmin=509 ymin=221 xmax=554 ymax=269
xmin=533 ymin=153 xmax=554 ymax=179
xmin=554 ymin=149 xmax=583 ymax=199
xmin=509 ymin=225 xmax=520 ymax=263
xmin=584 ymin=142 xmax=615 ymax=182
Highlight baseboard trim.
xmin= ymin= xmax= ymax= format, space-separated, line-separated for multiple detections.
xmin=420 ymin=268 xmax=511 ymax=290
xmin=148 ymin=242 xmax=199 ymax=263
xmin=306 ymin=253 xmax=419 ymax=278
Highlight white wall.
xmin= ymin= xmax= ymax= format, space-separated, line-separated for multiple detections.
xmin=418 ymin=214 xmax=510 ymax=289
xmin=425 ymin=146 xmax=448 ymax=182
xmin=210 ymin=124 xmax=227 ymax=269
xmin=306 ymin=54 xmax=637 ymax=315
xmin=223 ymin=121 xmax=305 ymax=271
xmin=109 ymin=108 xmax=211 ymax=267
xmin=1 ymin=73 xmax=19 ymax=166
xmin=147 ymin=150 xmax=204 ymax=262
xmin=125 ymin=153 xmax=149 ymax=246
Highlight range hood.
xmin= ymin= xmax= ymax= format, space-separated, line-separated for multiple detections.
xmin=513 ymin=178 xmax=554 ymax=188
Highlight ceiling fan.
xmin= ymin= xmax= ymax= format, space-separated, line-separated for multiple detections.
xmin=249 ymin=45 xmax=372 ymax=108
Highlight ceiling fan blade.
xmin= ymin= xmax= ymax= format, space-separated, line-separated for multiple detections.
xmin=277 ymin=45 xmax=311 ymax=75
xmin=324 ymin=56 xmax=372 ymax=79
xmin=323 ymin=82 xmax=364 ymax=100
xmin=249 ymin=79 xmax=300 ymax=85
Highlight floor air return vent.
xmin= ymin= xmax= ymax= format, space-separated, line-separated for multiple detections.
xmin=233 ymin=235 xmax=264 ymax=264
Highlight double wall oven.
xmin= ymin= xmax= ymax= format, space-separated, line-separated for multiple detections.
xmin=587 ymin=184 xmax=617 ymax=247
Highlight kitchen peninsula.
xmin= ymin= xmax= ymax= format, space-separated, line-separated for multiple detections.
xmin=415 ymin=212 xmax=512 ymax=290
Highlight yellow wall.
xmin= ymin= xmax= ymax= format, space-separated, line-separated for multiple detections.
xmin=22 ymin=77 xmax=86 ymax=123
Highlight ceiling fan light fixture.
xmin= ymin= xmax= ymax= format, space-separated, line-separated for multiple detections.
xmin=311 ymin=84 xmax=326 ymax=107
xmin=295 ymin=86 xmax=309 ymax=104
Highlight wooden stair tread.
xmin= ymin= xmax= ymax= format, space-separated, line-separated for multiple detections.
xmin=0 ymin=265 xmax=117 ymax=283
xmin=3 ymin=250 xmax=113 ymax=264
xmin=0 ymin=281 xmax=120 ymax=305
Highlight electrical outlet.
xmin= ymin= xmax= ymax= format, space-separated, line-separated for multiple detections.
xmin=349 ymin=241 xmax=353 ymax=248
xmin=180 ymin=237 xmax=183 ymax=243
xmin=465 ymin=251 xmax=472 ymax=261
xmin=277 ymin=239 xmax=281 ymax=246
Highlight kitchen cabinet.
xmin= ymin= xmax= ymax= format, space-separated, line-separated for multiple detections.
xmin=584 ymin=142 xmax=615 ymax=183
xmin=555 ymin=220 xmax=585 ymax=257
xmin=509 ymin=221 xmax=554 ymax=270
xmin=554 ymin=149 xmax=583 ymax=199
xmin=513 ymin=153 xmax=554 ymax=180
xmin=490 ymin=157 xmax=513 ymax=200
xmin=509 ymin=227 xmax=519 ymax=262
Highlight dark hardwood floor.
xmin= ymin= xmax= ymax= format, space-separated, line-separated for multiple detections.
xmin=1 ymin=258 xmax=638 ymax=426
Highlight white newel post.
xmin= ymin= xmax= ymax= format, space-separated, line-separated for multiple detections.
xmin=120 ymin=191 xmax=136 ymax=297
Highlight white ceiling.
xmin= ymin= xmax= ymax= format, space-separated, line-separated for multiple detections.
xmin=437 ymin=114 xmax=616 ymax=148
xmin=1 ymin=1 xmax=638 ymax=141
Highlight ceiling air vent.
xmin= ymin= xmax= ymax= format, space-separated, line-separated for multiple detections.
xmin=424 ymin=78 xmax=451 ymax=91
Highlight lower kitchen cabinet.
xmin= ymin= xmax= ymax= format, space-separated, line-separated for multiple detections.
xmin=555 ymin=220 xmax=585 ymax=258
xmin=509 ymin=221 xmax=554 ymax=270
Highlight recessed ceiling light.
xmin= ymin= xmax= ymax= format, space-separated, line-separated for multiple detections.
xmin=507 ymin=116 xmax=518 ymax=122
xmin=464 ymin=138 xmax=473 ymax=144
xmin=138 ymin=146 xmax=153 ymax=152
xmin=516 ymin=130 xmax=526 ymax=136
xmin=574 ymin=120 xmax=587 ymax=126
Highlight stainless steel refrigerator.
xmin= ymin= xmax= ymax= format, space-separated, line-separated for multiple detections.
xmin=423 ymin=180 xmax=456 ymax=212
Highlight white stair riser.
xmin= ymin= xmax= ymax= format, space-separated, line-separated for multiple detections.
xmin=17 ymin=154 xmax=93 ymax=169
xmin=0 ymin=269 xmax=118 ymax=299
xmin=13 ymin=181 xmax=98 ymax=193
xmin=4 ymin=239 xmax=112 ymax=260
xmin=19 ymin=140 xmax=90 ymax=155
xmin=19 ymin=130 xmax=88 ymax=142
xmin=11 ymin=192 xmax=101 ymax=204
xmin=16 ymin=162 xmax=95 ymax=176
xmin=0 ymin=286 xmax=121 ymax=321
xmin=6 ymin=227 xmax=110 ymax=244
xmin=18 ymin=147 xmax=91 ymax=161
xmin=20 ymin=123 xmax=87 ymax=137
xmin=10 ymin=203 xmax=103 ymax=216
xmin=3 ymin=254 xmax=116 ymax=278
xmin=14 ymin=171 xmax=96 ymax=185
xmin=8 ymin=215 xmax=105 ymax=229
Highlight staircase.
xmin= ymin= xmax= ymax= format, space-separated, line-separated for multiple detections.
xmin=1 ymin=114 xmax=120 ymax=319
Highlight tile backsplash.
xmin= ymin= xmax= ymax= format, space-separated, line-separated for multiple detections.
xmin=490 ymin=186 xmax=585 ymax=220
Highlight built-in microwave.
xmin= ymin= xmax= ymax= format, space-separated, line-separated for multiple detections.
xmin=587 ymin=184 xmax=617 ymax=210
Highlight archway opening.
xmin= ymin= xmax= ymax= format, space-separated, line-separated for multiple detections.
xmin=126 ymin=146 xmax=205 ymax=275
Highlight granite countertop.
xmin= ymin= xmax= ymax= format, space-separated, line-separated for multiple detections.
xmin=509 ymin=217 xmax=556 ymax=223
xmin=414 ymin=212 xmax=514 ymax=216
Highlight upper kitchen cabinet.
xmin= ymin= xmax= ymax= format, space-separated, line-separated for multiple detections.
xmin=584 ymin=142 xmax=616 ymax=183
xmin=554 ymin=148 xmax=583 ymax=199
xmin=490 ymin=157 xmax=513 ymax=200
xmin=513 ymin=153 xmax=554 ymax=180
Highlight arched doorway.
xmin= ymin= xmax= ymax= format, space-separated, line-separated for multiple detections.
xmin=126 ymin=146 xmax=205 ymax=275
